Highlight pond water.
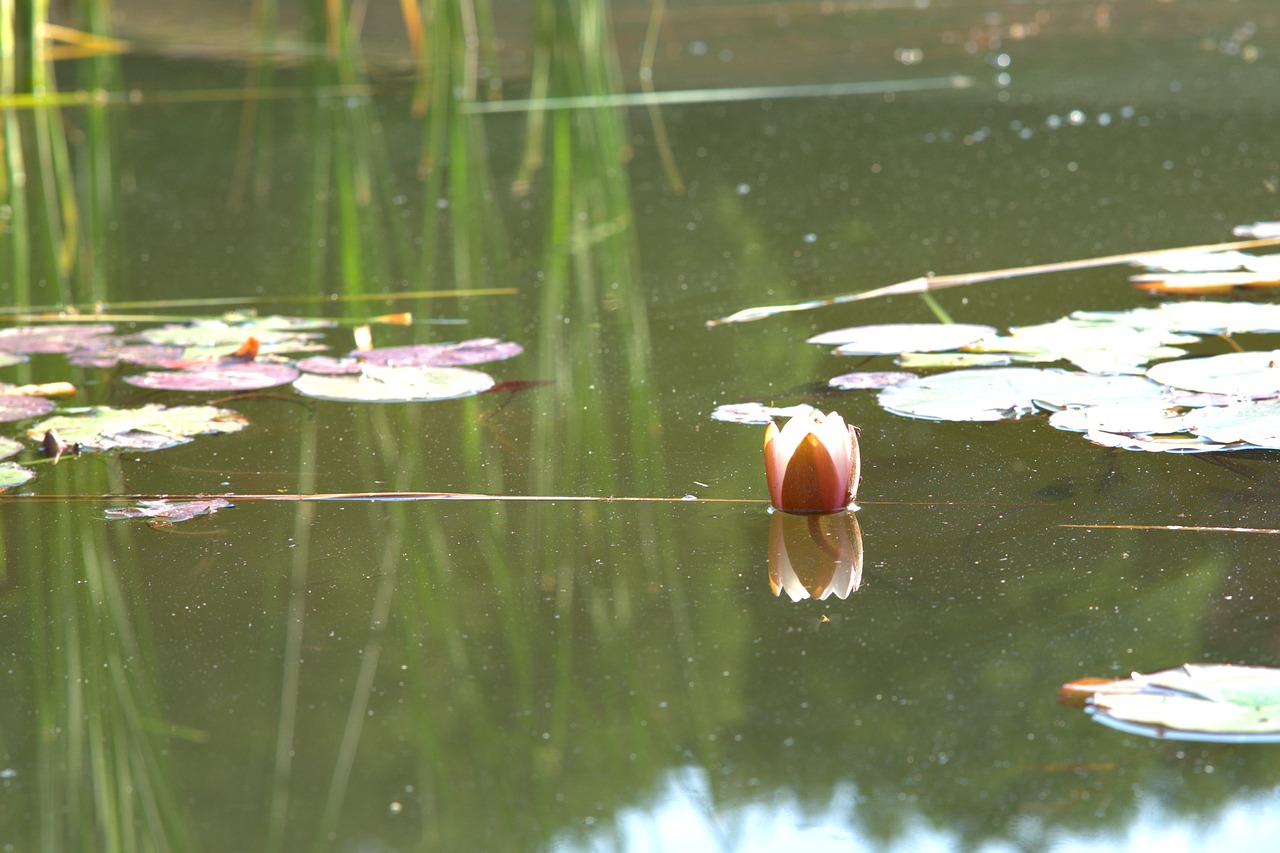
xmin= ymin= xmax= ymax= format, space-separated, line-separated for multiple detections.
xmin=5 ymin=0 xmax=1280 ymax=850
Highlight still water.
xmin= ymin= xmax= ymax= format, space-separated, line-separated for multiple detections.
xmin=4 ymin=0 xmax=1280 ymax=849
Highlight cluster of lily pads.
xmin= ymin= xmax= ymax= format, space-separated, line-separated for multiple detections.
xmin=0 ymin=314 xmax=522 ymax=500
xmin=716 ymin=286 xmax=1280 ymax=453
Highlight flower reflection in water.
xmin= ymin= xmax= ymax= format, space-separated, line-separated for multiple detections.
xmin=768 ymin=510 xmax=864 ymax=601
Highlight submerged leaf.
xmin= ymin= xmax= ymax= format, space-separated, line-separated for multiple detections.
xmin=1072 ymin=664 xmax=1280 ymax=743
xmin=292 ymin=365 xmax=495 ymax=402
xmin=27 ymin=404 xmax=248 ymax=451
xmin=124 ymin=362 xmax=300 ymax=392
xmin=106 ymin=498 xmax=232 ymax=524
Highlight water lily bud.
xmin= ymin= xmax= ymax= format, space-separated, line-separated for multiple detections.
xmin=763 ymin=409 xmax=860 ymax=513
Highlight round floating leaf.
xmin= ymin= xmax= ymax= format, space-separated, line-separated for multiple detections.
xmin=68 ymin=343 xmax=186 ymax=368
xmin=1074 ymin=301 xmax=1280 ymax=336
xmin=140 ymin=317 xmax=329 ymax=352
xmin=0 ymin=461 xmax=34 ymax=491
xmin=807 ymin=323 xmax=995 ymax=354
xmin=297 ymin=356 xmax=362 ymax=375
xmin=972 ymin=317 xmax=1197 ymax=374
xmin=292 ymin=365 xmax=495 ymax=403
xmin=878 ymin=368 xmax=1168 ymax=422
xmin=1182 ymin=400 xmax=1280 ymax=449
xmin=828 ymin=372 xmax=916 ymax=390
xmin=1147 ymin=350 xmax=1280 ymax=398
xmin=1079 ymin=664 xmax=1280 ymax=743
xmin=124 ymin=362 xmax=300 ymax=392
xmin=0 ymin=324 xmax=115 ymax=354
xmin=1049 ymin=402 xmax=1190 ymax=435
xmin=1077 ymin=429 xmax=1238 ymax=453
xmin=0 ymin=352 xmax=27 ymax=368
xmin=27 ymin=404 xmax=248 ymax=452
xmin=358 ymin=338 xmax=523 ymax=367
xmin=0 ymin=437 xmax=22 ymax=460
xmin=710 ymin=402 xmax=815 ymax=425
xmin=897 ymin=352 xmax=1047 ymax=369
xmin=0 ymin=395 xmax=56 ymax=422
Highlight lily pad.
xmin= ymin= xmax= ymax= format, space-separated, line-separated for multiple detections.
xmin=878 ymin=368 xmax=1170 ymax=422
xmin=1235 ymin=222 xmax=1280 ymax=239
xmin=710 ymin=402 xmax=816 ymax=425
xmin=1080 ymin=430 xmax=1238 ymax=453
xmin=140 ymin=317 xmax=329 ymax=352
xmin=1071 ymin=664 xmax=1280 ymax=743
xmin=1073 ymin=301 xmax=1280 ymax=336
xmin=0 ymin=352 xmax=27 ymax=368
xmin=68 ymin=343 xmax=187 ymax=368
xmin=124 ymin=362 xmax=300 ymax=392
xmin=27 ymin=404 xmax=248 ymax=452
xmin=0 ymin=396 xmax=56 ymax=422
xmin=1181 ymin=400 xmax=1280 ymax=448
xmin=296 ymin=356 xmax=363 ymax=375
xmin=828 ymin=371 xmax=916 ymax=390
xmin=0 ymin=437 xmax=22 ymax=460
xmin=106 ymin=498 xmax=232 ymax=524
xmin=0 ymin=324 xmax=115 ymax=354
xmin=1048 ymin=402 xmax=1190 ymax=435
xmin=897 ymin=352 xmax=1047 ymax=369
xmin=1147 ymin=350 xmax=1280 ymax=398
xmin=292 ymin=365 xmax=495 ymax=403
xmin=359 ymin=338 xmax=523 ymax=367
xmin=807 ymin=323 xmax=996 ymax=354
xmin=0 ymin=461 xmax=34 ymax=491
xmin=969 ymin=317 xmax=1197 ymax=374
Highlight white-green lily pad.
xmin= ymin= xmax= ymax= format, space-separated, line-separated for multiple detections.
xmin=710 ymin=402 xmax=815 ymax=425
xmin=140 ymin=316 xmax=330 ymax=352
xmin=1081 ymin=430 xmax=1238 ymax=453
xmin=878 ymin=368 xmax=1169 ymax=422
xmin=0 ymin=436 xmax=22 ymax=460
xmin=292 ymin=365 xmax=494 ymax=403
xmin=807 ymin=323 xmax=996 ymax=354
xmin=0 ymin=352 xmax=27 ymax=368
xmin=1182 ymin=400 xmax=1280 ymax=448
xmin=1073 ymin=301 xmax=1280 ymax=336
xmin=897 ymin=352 xmax=1048 ymax=369
xmin=971 ymin=317 xmax=1197 ymax=374
xmin=1080 ymin=664 xmax=1280 ymax=743
xmin=0 ymin=461 xmax=34 ymax=490
xmin=1147 ymin=350 xmax=1280 ymax=397
xmin=1048 ymin=402 xmax=1190 ymax=435
xmin=1235 ymin=222 xmax=1280 ymax=239
xmin=26 ymin=404 xmax=248 ymax=452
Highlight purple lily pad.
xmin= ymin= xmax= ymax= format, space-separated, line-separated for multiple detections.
xmin=105 ymin=497 xmax=232 ymax=524
xmin=296 ymin=355 xmax=363 ymax=375
xmin=0 ymin=396 xmax=56 ymax=422
xmin=124 ymin=362 xmax=300 ymax=392
xmin=0 ymin=324 xmax=115 ymax=354
xmin=829 ymin=371 xmax=917 ymax=390
xmin=358 ymin=338 xmax=523 ymax=367
xmin=68 ymin=343 xmax=187 ymax=368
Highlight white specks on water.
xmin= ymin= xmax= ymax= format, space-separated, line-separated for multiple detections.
xmin=735 ymin=182 xmax=751 ymax=195
xmin=803 ymin=233 xmax=817 ymax=244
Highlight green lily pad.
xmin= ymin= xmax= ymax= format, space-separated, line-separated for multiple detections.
xmin=897 ymin=352 xmax=1047 ymax=369
xmin=1073 ymin=301 xmax=1280 ymax=336
xmin=0 ymin=352 xmax=27 ymax=368
xmin=1147 ymin=350 xmax=1280 ymax=397
xmin=0 ymin=437 xmax=22 ymax=460
xmin=0 ymin=461 xmax=34 ymax=491
xmin=1078 ymin=664 xmax=1280 ymax=743
xmin=807 ymin=323 xmax=996 ymax=354
xmin=26 ymin=404 xmax=248 ymax=452
xmin=292 ymin=365 xmax=495 ymax=403
xmin=140 ymin=316 xmax=330 ymax=352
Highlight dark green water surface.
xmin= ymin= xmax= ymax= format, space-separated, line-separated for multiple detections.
xmin=4 ymin=1 xmax=1280 ymax=849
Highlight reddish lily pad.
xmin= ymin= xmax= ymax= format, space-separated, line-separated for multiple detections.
xmin=27 ymin=404 xmax=248 ymax=452
xmin=0 ymin=324 xmax=115 ymax=353
xmin=358 ymin=338 xmax=523 ymax=367
xmin=292 ymin=365 xmax=495 ymax=402
xmin=0 ymin=396 xmax=56 ymax=422
xmin=124 ymin=362 xmax=300 ymax=392
xmin=106 ymin=498 xmax=232 ymax=524
xmin=0 ymin=462 xmax=34 ymax=491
